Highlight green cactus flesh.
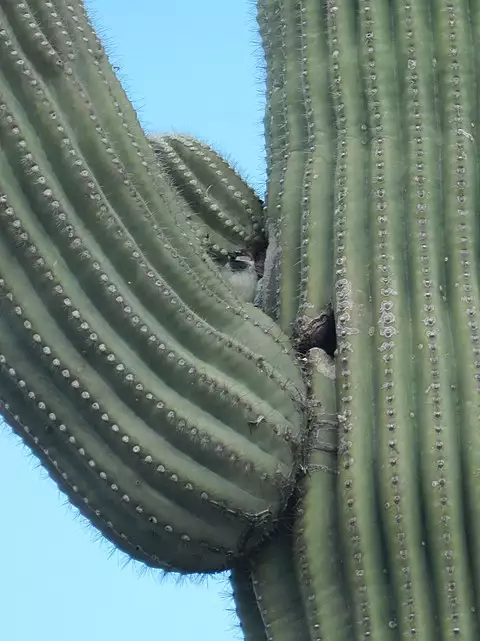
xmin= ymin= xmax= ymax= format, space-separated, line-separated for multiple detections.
xmin=0 ymin=0 xmax=308 ymax=574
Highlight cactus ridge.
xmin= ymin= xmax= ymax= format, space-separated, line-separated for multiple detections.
xmin=150 ymin=134 xmax=267 ymax=261
xmin=256 ymin=0 xmax=286 ymax=321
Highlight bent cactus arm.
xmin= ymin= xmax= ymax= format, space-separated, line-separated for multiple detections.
xmin=0 ymin=0 xmax=307 ymax=574
xmin=149 ymin=134 xmax=268 ymax=302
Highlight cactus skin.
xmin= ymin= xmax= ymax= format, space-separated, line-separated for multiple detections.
xmin=0 ymin=0 xmax=308 ymax=574
xmin=5 ymin=0 xmax=480 ymax=640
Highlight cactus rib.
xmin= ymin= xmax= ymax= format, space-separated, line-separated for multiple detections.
xmin=249 ymin=527 xmax=311 ymax=641
xmin=326 ymin=1 xmax=396 ymax=637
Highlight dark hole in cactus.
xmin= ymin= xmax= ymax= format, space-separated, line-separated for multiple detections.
xmin=294 ymin=304 xmax=337 ymax=358
xmin=253 ymin=245 xmax=266 ymax=280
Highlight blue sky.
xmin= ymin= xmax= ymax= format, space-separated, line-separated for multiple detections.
xmin=0 ymin=2 xmax=266 ymax=640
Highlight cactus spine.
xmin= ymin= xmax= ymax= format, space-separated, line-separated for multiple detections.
xmin=3 ymin=0 xmax=480 ymax=640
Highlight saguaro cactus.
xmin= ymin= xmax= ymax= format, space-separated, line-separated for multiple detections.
xmin=2 ymin=1 xmax=480 ymax=640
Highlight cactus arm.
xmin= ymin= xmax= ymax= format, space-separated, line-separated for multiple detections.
xmin=149 ymin=134 xmax=267 ymax=303
xmin=150 ymin=135 xmax=266 ymax=260
xmin=0 ymin=0 xmax=309 ymax=574
xmin=293 ymin=348 xmax=353 ymax=641
xmin=257 ymin=0 xmax=334 ymax=334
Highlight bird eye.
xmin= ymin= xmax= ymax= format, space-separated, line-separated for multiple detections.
xmin=229 ymin=256 xmax=250 ymax=272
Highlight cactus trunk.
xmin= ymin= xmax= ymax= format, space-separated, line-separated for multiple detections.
xmin=235 ymin=0 xmax=480 ymax=639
